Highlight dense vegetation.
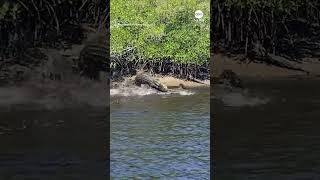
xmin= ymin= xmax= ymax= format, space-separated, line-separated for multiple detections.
xmin=213 ymin=0 xmax=320 ymax=60
xmin=110 ymin=0 xmax=210 ymax=79
xmin=4 ymin=1 xmax=318 ymax=79
xmin=0 ymin=0 xmax=108 ymax=61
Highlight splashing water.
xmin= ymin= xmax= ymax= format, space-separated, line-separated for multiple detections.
xmin=0 ymin=79 xmax=108 ymax=110
xmin=214 ymin=87 xmax=270 ymax=107
xmin=111 ymin=84 xmax=195 ymax=97
xmin=219 ymin=92 xmax=269 ymax=107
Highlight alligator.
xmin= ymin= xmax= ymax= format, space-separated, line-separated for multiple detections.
xmin=134 ymin=73 xmax=168 ymax=92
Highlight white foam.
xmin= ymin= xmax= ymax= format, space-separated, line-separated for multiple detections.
xmin=214 ymin=88 xmax=270 ymax=107
xmin=169 ymin=89 xmax=195 ymax=96
xmin=110 ymin=85 xmax=159 ymax=97
xmin=0 ymin=80 xmax=108 ymax=110
xmin=110 ymin=85 xmax=195 ymax=97
xmin=220 ymin=92 xmax=269 ymax=107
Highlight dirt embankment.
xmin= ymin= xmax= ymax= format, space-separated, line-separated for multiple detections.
xmin=121 ymin=74 xmax=210 ymax=89
xmin=156 ymin=76 xmax=209 ymax=88
xmin=211 ymin=53 xmax=320 ymax=80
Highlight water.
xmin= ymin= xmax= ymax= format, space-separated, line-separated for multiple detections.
xmin=214 ymin=78 xmax=320 ymax=179
xmin=0 ymin=81 xmax=108 ymax=179
xmin=111 ymin=87 xmax=210 ymax=179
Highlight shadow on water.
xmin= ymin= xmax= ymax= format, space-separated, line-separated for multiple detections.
xmin=0 ymin=78 xmax=108 ymax=179
xmin=213 ymin=79 xmax=320 ymax=180
xmin=111 ymin=87 xmax=210 ymax=179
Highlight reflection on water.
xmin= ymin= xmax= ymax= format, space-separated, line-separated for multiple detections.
xmin=111 ymin=88 xmax=210 ymax=179
xmin=214 ymin=79 xmax=320 ymax=179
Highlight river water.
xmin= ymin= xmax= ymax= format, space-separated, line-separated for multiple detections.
xmin=214 ymin=78 xmax=320 ymax=179
xmin=0 ymin=81 xmax=108 ymax=179
xmin=111 ymin=87 xmax=210 ymax=179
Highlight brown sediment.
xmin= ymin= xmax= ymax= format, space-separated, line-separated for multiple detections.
xmin=211 ymin=53 xmax=320 ymax=80
xmin=156 ymin=76 xmax=210 ymax=89
xmin=118 ymin=74 xmax=210 ymax=89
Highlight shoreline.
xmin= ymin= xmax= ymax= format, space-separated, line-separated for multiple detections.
xmin=112 ymin=74 xmax=210 ymax=90
xmin=212 ymin=54 xmax=320 ymax=81
xmin=156 ymin=75 xmax=210 ymax=89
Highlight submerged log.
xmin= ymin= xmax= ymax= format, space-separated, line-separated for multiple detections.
xmin=134 ymin=73 xmax=168 ymax=92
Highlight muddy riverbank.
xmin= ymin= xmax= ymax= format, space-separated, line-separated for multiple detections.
xmin=212 ymin=53 xmax=320 ymax=79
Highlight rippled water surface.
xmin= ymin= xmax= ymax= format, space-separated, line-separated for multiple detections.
xmin=111 ymin=87 xmax=210 ymax=179
xmin=214 ymin=79 xmax=320 ymax=179
xmin=0 ymin=81 xmax=108 ymax=179
xmin=0 ymin=107 xmax=107 ymax=179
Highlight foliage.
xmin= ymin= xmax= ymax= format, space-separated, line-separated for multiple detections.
xmin=110 ymin=0 xmax=210 ymax=65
